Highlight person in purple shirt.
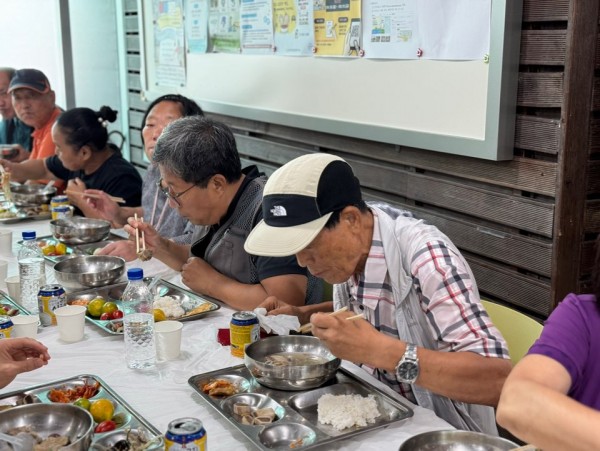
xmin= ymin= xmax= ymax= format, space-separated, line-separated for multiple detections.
xmin=497 ymin=289 xmax=600 ymax=449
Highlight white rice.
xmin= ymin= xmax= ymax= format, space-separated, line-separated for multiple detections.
xmin=153 ymin=296 xmax=185 ymax=318
xmin=317 ymin=394 xmax=380 ymax=431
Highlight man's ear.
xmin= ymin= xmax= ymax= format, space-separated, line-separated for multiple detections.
xmin=340 ymin=206 xmax=362 ymax=229
xmin=210 ymin=174 xmax=227 ymax=193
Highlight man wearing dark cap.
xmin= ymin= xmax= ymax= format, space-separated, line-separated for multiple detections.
xmin=244 ymin=153 xmax=512 ymax=434
xmin=8 ymin=68 xmax=61 ymax=165
xmin=0 ymin=67 xmax=33 ymax=161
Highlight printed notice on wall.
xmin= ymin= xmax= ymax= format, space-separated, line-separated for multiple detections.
xmin=363 ymin=0 xmax=491 ymax=60
xmin=186 ymin=0 xmax=209 ymax=54
xmin=240 ymin=0 xmax=274 ymax=54
xmin=152 ymin=0 xmax=186 ymax=87
xmin=208 ymin=0 xmax=241 ymax=52
xmin=313 ymin=0 xmax=362 ymax=57
xmin=273 ymin=0 xmax=314 ymax=56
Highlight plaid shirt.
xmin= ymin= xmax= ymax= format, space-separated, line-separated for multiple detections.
xmin=341 ymin=211 xmax=509 ymax=404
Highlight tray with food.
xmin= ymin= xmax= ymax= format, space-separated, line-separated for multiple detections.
xmin=0 ymin=291 xmax=29 ymax=316
xmin=189 ymin=364 xmax=414 ymax=450
xmin=18 ymin=234 xmax=125 ymax=263
xmin=0 ymin=374 xmax=163 ymax=450
xmin=67 ymin=277 xmax=220 ymax=335
xmin=0 ymin=204 xmax=51 ymax=224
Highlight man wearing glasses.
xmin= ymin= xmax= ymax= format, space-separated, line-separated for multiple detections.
xmin=118 ymin=116 xmax=322 ymax=311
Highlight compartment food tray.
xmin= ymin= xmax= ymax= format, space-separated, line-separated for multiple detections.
xmin=0 ymin=373 xmax=163 ymax=449
xmin=18 ymin=233 xmax=125 ymax=264
xmin=67 ymin=277 xmax=221 ymax=335
xmin=189 ymin=364 xmax=413 ymax=450
xmin=0 ymin=291 xmax=30 ymax=316
xmin=0 ymin=209 xmax=51 ymax=224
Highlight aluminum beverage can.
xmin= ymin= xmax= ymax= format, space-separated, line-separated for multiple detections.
xmin=230 ymin=311 xmax=259 ymax=358
xmin=50 ymin=195 xmax=69 ymax=208
xmin=51 ymin=205 xmax=72 ymax=220
xmin=0 ymin=315 xmax=13 ymax=338
xmin=164 ymin=417 xmax=206 ymax=450
xmin=38 ymin=285 xmax=67 ymax=326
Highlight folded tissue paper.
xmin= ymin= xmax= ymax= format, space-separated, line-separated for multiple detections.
xmin=253 ymin=307 xmax=300 ymax=335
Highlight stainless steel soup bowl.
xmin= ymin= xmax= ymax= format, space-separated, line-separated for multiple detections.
xmin=54 ymin=255 xmax=126 ymax=289
xmin=11 ymin=184 xmax=57 ymax=206
xmin=244 ymin=335 xmax=341 ymax=391
xmin=399 ymin=430 xmax=518 ymax=451
xmin=0 ymin=403 xmax=94 ymax=450
xmin=50 ymin=217 xmax=111 ymax=244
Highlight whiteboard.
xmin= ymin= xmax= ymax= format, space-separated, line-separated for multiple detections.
xmin=139 ymin=0 xmax=522 ymax=161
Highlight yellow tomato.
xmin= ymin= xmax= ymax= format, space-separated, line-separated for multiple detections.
xmin=153 ymin=308 xmax=166 ymax=322
xmin=41 ymin=244 xmax=56 ymax=256
xmin=101 ymin=302 xmax=118 ymax=315
xmin=73 ymin=397 xmax=91 ymax=411
xmin=87 ymin=298 xmax=105 ymax=317
xmin=89 ymin=398 xmax=114 ymax=423
xmin=55 ymin=242 xmax=67 ymax=255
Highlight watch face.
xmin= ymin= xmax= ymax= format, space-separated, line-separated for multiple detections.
xmin=398 ymin=362 xmax=418 ymax=381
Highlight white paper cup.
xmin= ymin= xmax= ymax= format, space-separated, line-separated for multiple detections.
xmin=0 ymin=259 xmax=8 ymax=286
xmin=155 ymin=320 xmax=183 ymax=361
xmin=11 ymin=314 xmax=40 ymax=338
xmin=5 ymin=275 xmax=20 ymax=304
xmin=54 ymin=305 xmax=86 ymax=342
xmin=0 ymin=230 xmax=12 ymax=256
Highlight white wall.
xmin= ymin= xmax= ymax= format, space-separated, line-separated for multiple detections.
xmin=0 ymin=0 xmax=124 ymax=145
xmin=0 ymin=0 xmax=66 ymax=108
xmin=68 ymin=0 xmax=122 ymax=115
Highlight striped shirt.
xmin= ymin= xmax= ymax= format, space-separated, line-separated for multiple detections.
xmin=340 ymin=211 xmax=509 ymax=404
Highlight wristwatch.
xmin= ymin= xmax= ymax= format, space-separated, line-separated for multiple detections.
xmin=395 ymin=343 xmax=419 ymax=384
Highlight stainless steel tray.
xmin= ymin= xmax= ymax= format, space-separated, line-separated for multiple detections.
xmin=0 ymin=374 xmax=163 ymax=448
xmin=0 ymin=209 xmax=51 ymax=224
xmin=67 ymin=277 xmax=221 ymax=335
xmin=189 ymin=364 xmax=414 ymax=450
xmin=18 ymin=234 xmax=125 ymax=264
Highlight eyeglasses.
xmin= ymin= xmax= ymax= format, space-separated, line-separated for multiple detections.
xmin=156 ymin=177 xmax=196 ymax=207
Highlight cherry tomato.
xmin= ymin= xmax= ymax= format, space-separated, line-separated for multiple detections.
xmin=95 ymin=420 xmax=117 ymax=433
xmin=99 ymin=313 xmax=111 ymax=321
xmin=111 ymin=310 xmax=124 ymax=320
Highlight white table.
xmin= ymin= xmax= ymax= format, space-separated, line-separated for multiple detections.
xmin=0 ymin=220 xmax=453 ymax=450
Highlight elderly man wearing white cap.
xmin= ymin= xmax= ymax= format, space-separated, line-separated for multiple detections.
xmin=244 ymin=153 xmax=512 ymax=434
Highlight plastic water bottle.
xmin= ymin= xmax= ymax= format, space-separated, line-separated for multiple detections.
xmin=122 ymin=268 xmax=155 ymax=369
xmin=18 ymin=231 xmax=45 ymax=314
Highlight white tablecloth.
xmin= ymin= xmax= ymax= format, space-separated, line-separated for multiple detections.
xmin=0 ymin=220 xmax=453 ymax=450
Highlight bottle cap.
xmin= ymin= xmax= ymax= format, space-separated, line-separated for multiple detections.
xmin=127 ymin=268 xmax=144 ymax=281
xmin=22 ymin=231 xmax=36 ymax=240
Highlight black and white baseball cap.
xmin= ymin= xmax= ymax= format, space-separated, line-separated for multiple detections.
xmin=244 ymin=153 xmax=362 ymax=257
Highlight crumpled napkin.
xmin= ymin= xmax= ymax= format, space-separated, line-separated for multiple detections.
xmin=253 ymin=307 xmax=300 ymax=335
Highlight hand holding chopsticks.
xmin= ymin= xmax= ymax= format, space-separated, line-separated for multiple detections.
xmin=298 ymin=306 xmax=364 ymax=334
xmin=133 ymin=214 xmax=153 ymax=261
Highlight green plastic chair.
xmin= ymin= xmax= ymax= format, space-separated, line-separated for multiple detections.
xmin=481 ymin=300 xmax=544 ymax=365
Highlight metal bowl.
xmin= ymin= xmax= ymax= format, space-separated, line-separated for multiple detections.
xmin=11 ymin=183 xmax=57 ymax=206
xmin=50 ymin=217 xmax=111 ymax=244
xmin=54 ymin=255 xmax=126 ymax=289
xmin=0 ymin=403 xmax=94 ymax=450
xmin=399 ymin=430 xmax=518 ymax=451
xmin=244 ymin=335 xmax=341 ymax=391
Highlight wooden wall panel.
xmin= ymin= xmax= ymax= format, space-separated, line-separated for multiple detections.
xmin=517 ymin=73 xmax=564 ymax=108
xmin=514 ymin=115 xmax=561 ymax=155
xmin=523 ymin=0 xmax=569 ymax=22
xmin=469 ymin=256 xmax=551 ymax=317
xmin=520 ymin=30 xmax=567 ymax=66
